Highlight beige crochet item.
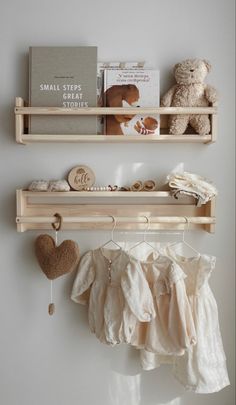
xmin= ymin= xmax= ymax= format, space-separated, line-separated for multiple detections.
xmin=28 ymin=180 xmax=49 ymax=191
xmin=48 ymin=180 xmax=70 ymax=191
xmin=28 ymin=180 xmax=70 ymax=192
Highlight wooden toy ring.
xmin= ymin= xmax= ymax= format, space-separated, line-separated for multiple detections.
xmin=52 ymin=213 xmax=62 ymax=231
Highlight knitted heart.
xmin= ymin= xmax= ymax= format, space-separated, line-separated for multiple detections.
xmin=35 ymin=234 xmax=80 ymax=280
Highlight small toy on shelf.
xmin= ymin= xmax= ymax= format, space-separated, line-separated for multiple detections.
xmin=68 ymin=165 xmax=95 ymax=191
xmin=130 ymin=180 xmax=157 ymax=191
xmin=161 ymin=59 xmax=218 ymax=135
xmin=28 ymin=180 xmax=70 ymax=192
xmin=28 ymin=180 xmax=49 ymax=191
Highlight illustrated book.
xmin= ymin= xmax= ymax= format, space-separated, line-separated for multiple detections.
xmin=103 ymin=69 xmax=160 ymax=136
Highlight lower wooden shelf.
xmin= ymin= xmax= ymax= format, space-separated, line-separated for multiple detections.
xmin=16 ymin=190 xmax=216 ymax=233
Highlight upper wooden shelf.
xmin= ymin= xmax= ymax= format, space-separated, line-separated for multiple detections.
xmin=16 ymin=189 xmax=216 ymax=233
xmin=15 ymin=97 xmax=217 ymax=144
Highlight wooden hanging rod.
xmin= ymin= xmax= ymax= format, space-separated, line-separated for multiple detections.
xmin=16 ymin=215 xmax=215 ymax=225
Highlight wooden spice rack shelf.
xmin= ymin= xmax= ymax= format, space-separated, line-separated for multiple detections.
xmin=15 ymin=97 xmax=217 ymax=144
xmin=16 ymin=189 xmax=216 ymax=233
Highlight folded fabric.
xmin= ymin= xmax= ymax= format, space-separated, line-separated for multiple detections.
xmin=171 ymin=189 xmax=203 ymax=207
xmin=167 ymin=171 xmax=218 ymax=204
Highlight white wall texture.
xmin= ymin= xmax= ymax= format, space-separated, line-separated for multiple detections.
xmin=0 ymin=0 xmax=235 ymax=404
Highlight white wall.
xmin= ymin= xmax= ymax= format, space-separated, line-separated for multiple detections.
xmin=0 ymin=0 xmax=235 ymax=404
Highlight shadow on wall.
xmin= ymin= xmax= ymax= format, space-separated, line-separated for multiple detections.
xmin=0 ymin=52 xmax=28 ymax=144
xmin=1 ymin=190 xmax=18 ymax=232
xmin=103 ymin=344 xmax=184 ymax=405
xmin=0 ymin=100 xmax=15 ymax=144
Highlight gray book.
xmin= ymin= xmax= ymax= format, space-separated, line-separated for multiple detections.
xmin=29 ymin=46 xmax=97 ymax=134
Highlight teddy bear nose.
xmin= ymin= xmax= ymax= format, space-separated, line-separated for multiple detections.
xmin=190 ymin=69 xmax=195 ymax=72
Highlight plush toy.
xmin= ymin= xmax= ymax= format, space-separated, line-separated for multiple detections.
xmin=134 ymin=116 xmax=158 ymax=135
xmin=161 ymin=59 xmax=218 ymax=135
xmin=35 ymin=234 xmax=79 ymax=280
xmin=35 ymin=227 xmax=80 ymax=315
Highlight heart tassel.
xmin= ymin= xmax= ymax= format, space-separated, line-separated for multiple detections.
xmin=48 ymin=228 xmax=58 ymax=316
xmin=48 ymin=279 xmax=55 ymax=316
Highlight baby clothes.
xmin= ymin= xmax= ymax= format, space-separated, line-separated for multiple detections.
xmin=140 ymin=249 xmax=230 ymax=394
xmin=71 ymin=248 xmax=156 ymax=346
xmin=130 ymin=253 xmax=196 ymax=356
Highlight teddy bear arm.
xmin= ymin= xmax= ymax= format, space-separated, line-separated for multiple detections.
xmin=204 ymin=84 xmax=218 ymax=104
xmin=161 ymin=86 xmax=176 ymax=107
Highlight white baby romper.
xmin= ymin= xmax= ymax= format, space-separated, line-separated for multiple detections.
xmin=71 ymin=248 xmax=156 ymax=346
xmin=140 ymin=249 xmax=230 ymax=394
xmin=130 ymin=254 xmax=196 ymax=356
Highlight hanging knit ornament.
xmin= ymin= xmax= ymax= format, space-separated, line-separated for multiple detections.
xmin=34 ymin=214 xmax=80 ymax=315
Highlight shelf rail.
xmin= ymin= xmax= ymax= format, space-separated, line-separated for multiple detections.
xmin=15 ymin=97 xmax=217 ymax=144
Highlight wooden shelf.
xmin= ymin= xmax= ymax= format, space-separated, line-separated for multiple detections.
xmin=19 ymin=134 xmax=212 ymax=144
xmin=16 ymin=189 xmax=216 ymax=233
xmin=15 ymin=97 xmax=217 ymax=144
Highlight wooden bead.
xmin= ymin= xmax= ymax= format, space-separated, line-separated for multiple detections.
xmin=48 ymin=303 xmax=55 ymax=315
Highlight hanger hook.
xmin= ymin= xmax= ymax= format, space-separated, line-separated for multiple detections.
xmin=143 ymin=216 xmax=150 ymax=241
xmin=110 ymin=215 xmax=116 ymax=240
xmin=182 ymin=216 xmax=189 ymax=242
xmin=52 ymin=213 xmax=62 ymax=231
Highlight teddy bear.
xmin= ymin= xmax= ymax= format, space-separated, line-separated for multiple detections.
xmin=104 ymin=84 xmax=140 ymax=135
xmin=134 ymin=116 xmax=158 ymax=135
xmin=161 ymin=59 xmax=218 ymax=135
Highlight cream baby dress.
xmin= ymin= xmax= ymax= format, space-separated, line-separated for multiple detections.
xmin=140 ymin=249 xmax=230 ymax=394
xmin=71 ymin=248 xmax=156 ymax=346
xmin=130 ymin=253 xmax=196 ymax=356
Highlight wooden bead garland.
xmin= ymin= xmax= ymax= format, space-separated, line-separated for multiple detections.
xmin=85 ymin=185 xmax=118 ymax=191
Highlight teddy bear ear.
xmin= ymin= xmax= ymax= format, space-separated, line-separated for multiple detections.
xmin=204 ymin=59 xmax=212 ymax=72
xmin=174 ymin=63 xmax=181 ymax=73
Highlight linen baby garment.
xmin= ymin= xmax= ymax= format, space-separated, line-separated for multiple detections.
xmin=167 ymin=171 xmax=217 ymax=205
xmin=71 ymin=248 xmax=156 ymax=346
xmin=130 ymin=253 xmax=196 ymax=356
xmin=140 ymin=249 xmax=230 ymax=394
